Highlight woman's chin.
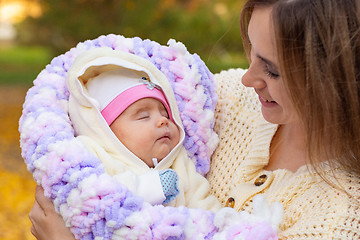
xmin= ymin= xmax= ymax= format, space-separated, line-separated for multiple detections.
xmin=261 ymin=108 xmax=281 ymax=124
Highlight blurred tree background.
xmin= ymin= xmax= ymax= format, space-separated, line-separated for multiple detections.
xmin=16 ymin=0 xmax=248 ymax=74
xmin=0 ymin=0 xmax=248 ymax=239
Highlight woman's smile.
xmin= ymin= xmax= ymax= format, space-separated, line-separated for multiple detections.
xmin=259 ymin=95 xmax=277 ymax=106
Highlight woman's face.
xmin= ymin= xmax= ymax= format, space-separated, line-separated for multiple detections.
xmin=241 ymin=6 xmax=299 ymax=125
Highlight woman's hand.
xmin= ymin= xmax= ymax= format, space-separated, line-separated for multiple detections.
xmin=29 ymin=185 xmax=75 ymax=240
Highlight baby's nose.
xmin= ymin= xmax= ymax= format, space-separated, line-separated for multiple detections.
xmin=157 ymin=116 xmax=169 ymax=127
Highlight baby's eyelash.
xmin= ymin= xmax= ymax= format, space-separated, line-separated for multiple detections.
xmin=137 ymin=113 xmax=149 ymax=120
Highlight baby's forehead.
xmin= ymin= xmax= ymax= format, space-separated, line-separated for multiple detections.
xmin=126 ymin=97 xmax=167 ymax=112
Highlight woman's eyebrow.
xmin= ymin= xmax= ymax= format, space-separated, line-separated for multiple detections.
xmin=257 ymin=54 xmax=278 ymax=70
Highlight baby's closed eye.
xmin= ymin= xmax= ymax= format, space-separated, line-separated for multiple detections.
xmin=136 ymin=111 xmax=150 ymax=120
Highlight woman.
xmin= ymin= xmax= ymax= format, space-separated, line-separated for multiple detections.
xmin=207 ymin=0 xmax=360 ymax=238
xmin=29 ymin=0 xmax=360 ymax=239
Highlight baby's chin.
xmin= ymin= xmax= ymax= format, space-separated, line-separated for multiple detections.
xmin=156 ymin=145 xmax=174 ymax=158
xmin=141 ymin=145 xmax=176 ymax=167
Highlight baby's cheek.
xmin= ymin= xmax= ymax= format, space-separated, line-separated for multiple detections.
xmin=174 ymin=128 xmax=181 ymax=145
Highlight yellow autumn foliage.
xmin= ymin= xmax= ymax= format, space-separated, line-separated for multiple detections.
xmin=0 ymin=168 xmax=36 ymax=240
xmin=0 ymin=86 xmax=36 ymax=239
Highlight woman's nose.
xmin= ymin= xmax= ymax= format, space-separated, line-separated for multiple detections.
xmin=241 ymin=63 xmax=266 ymax=89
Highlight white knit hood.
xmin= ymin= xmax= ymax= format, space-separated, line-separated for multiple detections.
xmin=67 ymin=47 xmax=185 ymax=175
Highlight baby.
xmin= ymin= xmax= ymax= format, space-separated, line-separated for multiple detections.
xmin=66 ymin=47 xmax=221 ymax=210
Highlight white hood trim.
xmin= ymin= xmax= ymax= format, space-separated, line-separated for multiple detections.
xmin=67 ymin=47 xmax=185 ymax=174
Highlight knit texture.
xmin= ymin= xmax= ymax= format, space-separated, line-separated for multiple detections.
xmin=207 ymin=68 xmax=360 ymax=239
xmin=19 ymin=35 xmax=280 ymax=239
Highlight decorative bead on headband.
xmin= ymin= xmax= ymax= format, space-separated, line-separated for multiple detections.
xmin=140 ymin=76 xmax=159 ymax=90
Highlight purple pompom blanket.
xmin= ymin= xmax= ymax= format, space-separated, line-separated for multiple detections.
xmin=19 ymin=34 xmax=281 ymax=239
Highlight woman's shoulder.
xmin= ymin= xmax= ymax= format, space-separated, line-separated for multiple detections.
xmin=336 ymin=173 xmax=360 ymax=237
xmin=321 ymin=168 xmax=360 ymax=200
xmin=214 ymin=68 xmax=260 ymax=112
xmin=315 ymin=172 xmax=360 ymax=238
xmin=277 ymin=169 xmax=360 ymax=239
xmin=214 ymin=68 xmax=247 ymax=93
xmin=214 ymin=68 xmax=248 ymax=78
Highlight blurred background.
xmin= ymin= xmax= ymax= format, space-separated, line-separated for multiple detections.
xmin=0 ymin=0 xmax=248 ymax=239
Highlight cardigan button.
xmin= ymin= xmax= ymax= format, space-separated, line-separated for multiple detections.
xmin=225 ymin=197 xmax=235 ymax=208
xmin=254 ymin=174 xmax=268 ymax=186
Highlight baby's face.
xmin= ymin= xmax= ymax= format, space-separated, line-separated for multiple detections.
xmin=110 ymin=98 xmax=180 ymax=167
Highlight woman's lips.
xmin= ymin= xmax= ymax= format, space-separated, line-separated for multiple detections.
xmin=258 ymin=96 xmax=277 ymax=107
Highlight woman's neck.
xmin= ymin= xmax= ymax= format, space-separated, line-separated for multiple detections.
xmin=265 ymin=123 xmax=308 ymax=172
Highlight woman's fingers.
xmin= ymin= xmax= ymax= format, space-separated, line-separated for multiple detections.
xmin=29 ymin=198 xmax=43 ymax=221
xmin=34 ymin=186 xmax=54 ymax=214
xmin=30 ymin=224 xmax=38 ymax=239
xmin=29 ymin=187 xmax=45 ymax=240
xmin=28 ymin=185 xmax=76 ymax=240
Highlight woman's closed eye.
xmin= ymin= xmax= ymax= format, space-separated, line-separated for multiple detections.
xmin=264 ymin=64 xmax=279 ymax=79
xmin=257 ymin=55 xmax=279 ymax=79
xmin=254 ymin=51 xmax=280 ymax=79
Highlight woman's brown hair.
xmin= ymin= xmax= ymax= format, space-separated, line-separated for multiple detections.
xmin=240 ymin=0 xmax=360 ymax=186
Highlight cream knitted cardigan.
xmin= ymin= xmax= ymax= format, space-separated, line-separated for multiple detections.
xmin=208 ymin=68 xmax=360 ymax=239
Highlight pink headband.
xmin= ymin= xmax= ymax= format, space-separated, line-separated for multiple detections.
xmin=101 ymin=84 xmax=173 ymax=125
